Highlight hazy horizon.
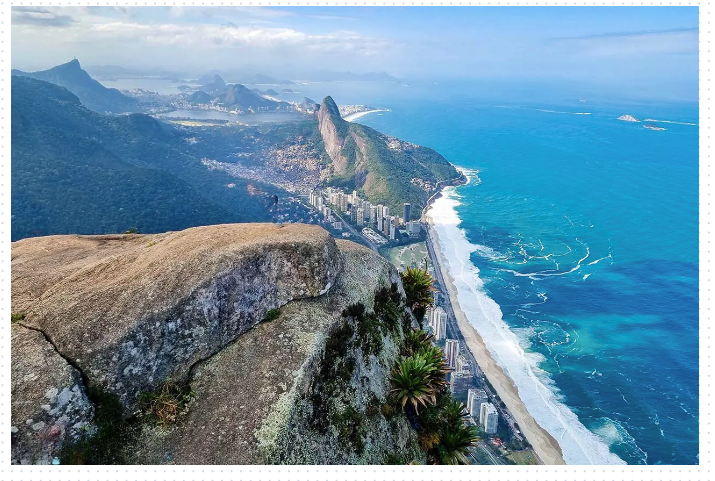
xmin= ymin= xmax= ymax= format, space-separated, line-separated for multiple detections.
xmin=12 ymin=6 xmax=699 ymax=101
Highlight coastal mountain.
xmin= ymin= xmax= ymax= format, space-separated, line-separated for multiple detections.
xmin=188 ymin=90 xmax=213 ymax=104
xmin=200 ymin=74 xmax=227 ymax=95
xmin=217 ymin=83 xmax=287 ymax=110
xmin=196 ymin=71 xmax=294 ymax=86
xmin=12 ymin=224 xmax=422 ymax=464
xmin=11 ymin=76 xmax=280 ymax=241
xmin=12 ymin=59 xmax=139 ymax=113
xmin=317 ymin=96 xmax=461 ymax=215
xmin=298 ymin=97 xmax=319 ymax=114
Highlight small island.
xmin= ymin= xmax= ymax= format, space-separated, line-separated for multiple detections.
xmin=617 ymin=114 xmax=640 ymax=122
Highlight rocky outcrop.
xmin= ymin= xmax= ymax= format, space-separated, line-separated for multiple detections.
xmin=130 ymin=240 xmax=421 ymax=464
xmin=13 ymin=224 xmax=341 ymax=411
xmin=12 ymin=224 xmax=421 ymax=465
xmin=318 ymin=96 xmax=350 ymax=175
xmin=11 ymin=324 xmax=94 ymax=465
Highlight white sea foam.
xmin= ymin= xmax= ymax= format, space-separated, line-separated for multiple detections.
xmin=428 ymin=185 xmax=626 ymax=465
xmin=535 ymin=109 xmax=592 ymax=115
xmin=642 ymin=118 xmax=698 ymax=126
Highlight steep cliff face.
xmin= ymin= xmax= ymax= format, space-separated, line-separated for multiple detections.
xmin=316 ymin=96 xmax=460 ymax=216
xmin=11 ymin=224 xmax=422 ymax=465
xmin=317 ymin=96 xmax=350 ymax=175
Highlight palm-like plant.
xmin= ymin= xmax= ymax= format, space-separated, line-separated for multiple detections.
xmin=443 ymin=399 xmax=469 ymax=426
xmin=401 ymin=267 xmax=436 ymax=312
xmin=416 ymin=345 xmax=450 ymax=390
xmin=436 ymin=424 xmax=480 ymax=465
xmin=390 ymin=356 xmax=437 ymax=414
xmin=403 ymin=329 xmax=435 ymax=356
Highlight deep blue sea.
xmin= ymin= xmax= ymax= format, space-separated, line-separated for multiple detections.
xmin=111 ymin=77 xmax=698 ymax=464
xmin=283 ymin=80 xmax=699 ymax=465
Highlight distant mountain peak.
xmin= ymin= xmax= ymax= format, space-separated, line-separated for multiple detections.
xmin=64 ymin=58 xmax=81 ymax=68
xmin=12 ymin=59 xmax=138 ymax=114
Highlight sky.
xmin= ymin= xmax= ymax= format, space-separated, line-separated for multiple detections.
xmin=11 ymin=6 xmax=699 ymax=99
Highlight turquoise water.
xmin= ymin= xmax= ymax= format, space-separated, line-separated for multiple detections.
xmin=102 ymin=77 xmax=699 ymax=464
xmin=295 ymin=81 xmax=698 ymax=465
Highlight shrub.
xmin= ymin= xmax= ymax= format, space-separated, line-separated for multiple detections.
xmin=11 ymin=312 xmax=26 ymax=324
xmin=263 ymin=308 xmax=281 ymax=322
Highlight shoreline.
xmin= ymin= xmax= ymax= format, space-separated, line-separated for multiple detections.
xmin=423 ymin=176 xmax=566 ymax=465
xmin=343 ymin=109 xmax=390 ymax=122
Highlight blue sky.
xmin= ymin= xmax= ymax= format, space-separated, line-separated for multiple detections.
xmin=12 ymin=6 xmax=698 ymax=98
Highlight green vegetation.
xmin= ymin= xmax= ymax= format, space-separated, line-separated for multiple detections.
xmin=390 ymin=355 xmax=445 ymax=413
xmin=11 ymin=76 xmax=282 ymax=241
xmin=263 ymin=308 xmax=281 ymax=322
xmin=59 ymin=386 xmax=137 ymax=465
xmin=388 ymin=266 xmax=479 ymax=464
xmin=402 ymin=329 xmax=435 ymax=356
xmin=401 ymin=266 xmax=437 ymax=325
xmin=60 ymin=381 xmax=193 ymax=464
xmin=11 ymin=312 xmax=26 ymax=324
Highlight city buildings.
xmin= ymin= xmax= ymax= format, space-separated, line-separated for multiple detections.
xmin=444 ymin=339 xmax=459 ymax=369
xmin=467 ymin=388 xmax=488 ymax=418
xmin=406 ymin=221 xmax=422 ymax=237
xmin=310 ymin=187 xmax=426 ymax=247
xmin=480 ymin=402 xmax=499 ymax=434
xmin=456 ymin=354 xmax=471 ymax=374
xmin=450 ymin=370 xmax=472 ymax=394
xmin=428 ymin=306 xmax=447 ymax=340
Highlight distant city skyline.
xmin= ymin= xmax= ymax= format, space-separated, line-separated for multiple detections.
xmin=12 ymin=6 xmax=698 ymax=99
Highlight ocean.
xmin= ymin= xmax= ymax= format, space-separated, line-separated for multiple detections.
xmin=104 ymin=77 xmax=698 ymax=464
xmin=288 ymin=80 xmax=699 ymax=465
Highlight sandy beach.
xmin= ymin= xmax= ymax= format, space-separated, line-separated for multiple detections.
xmin=424 ymin=211 xmax=566 ymax=465
xmin=343 ymin=109 xmax=390 ymax=122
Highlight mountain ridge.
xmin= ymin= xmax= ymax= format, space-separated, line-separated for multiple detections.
xmin=12 ymin=59 xmax=139 ymax=113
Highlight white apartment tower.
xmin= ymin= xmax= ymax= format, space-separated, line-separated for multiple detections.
xmin=444 ymin=339 xmax=459 ymax=369
xmin=480 ymin=402 xmax=499 ymax=434
xmin=430 ymin=306 xmax=447 ymax=340
xmin=467 ymin=388 xmax=488 ymax=418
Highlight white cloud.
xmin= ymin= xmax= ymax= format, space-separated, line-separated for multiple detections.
xmin=12 ymin=9 xmax=390 ymax=60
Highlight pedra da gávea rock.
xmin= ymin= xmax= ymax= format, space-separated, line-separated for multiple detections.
xmin=11 ymin=223 xmax=421 ymax=464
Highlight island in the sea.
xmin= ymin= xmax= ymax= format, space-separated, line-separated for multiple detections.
xmin=617 ymin=114 xmax=640 ymax=122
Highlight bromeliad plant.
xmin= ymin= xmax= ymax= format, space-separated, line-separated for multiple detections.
xmin=402 ymin=329 xmax=435 ymax=356
xmin=389 ymin=326 xmax=479 ymax=465
xmin=390 ymin=356 xmax=437 ymax=414
xmin=436 ymin=423 xmax=480 ymax=465
xmin=400 ymin=266 xmax=437 ymax=323
xmin=390 ymin=344 xmax=450 ymax=414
